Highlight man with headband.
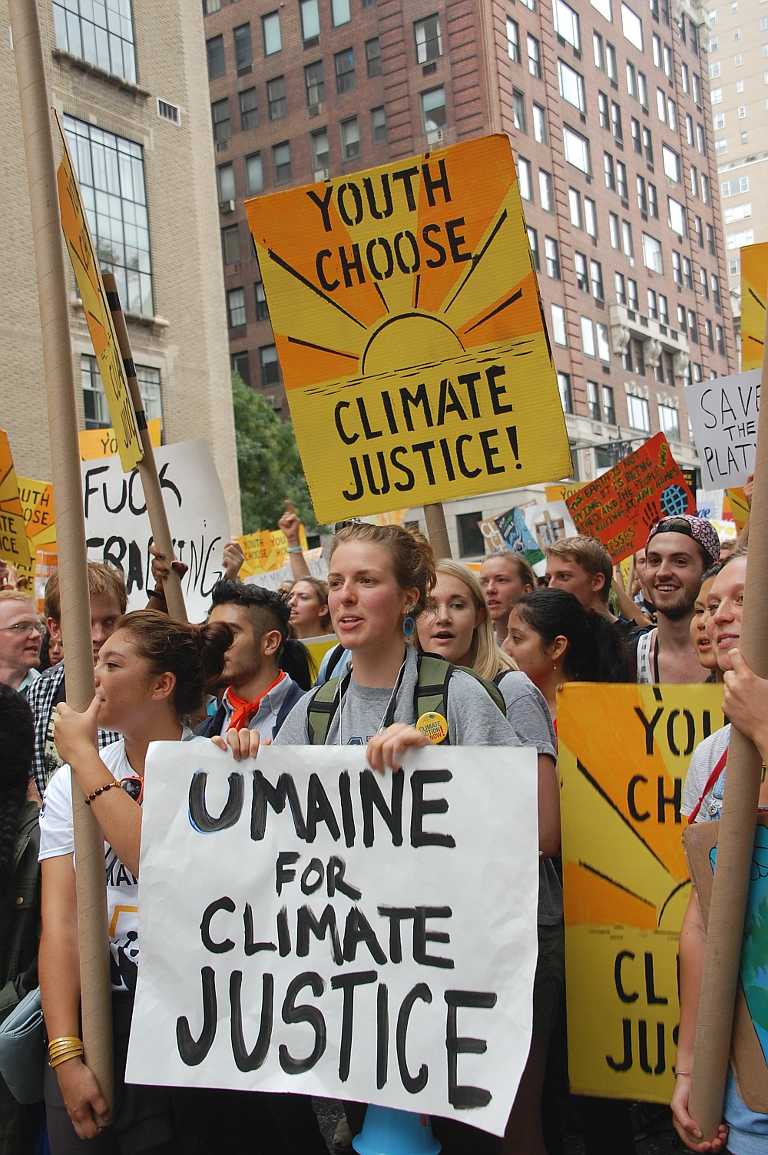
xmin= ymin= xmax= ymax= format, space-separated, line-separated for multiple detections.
xmin=635 ymin=514 xmax=720 ymax=683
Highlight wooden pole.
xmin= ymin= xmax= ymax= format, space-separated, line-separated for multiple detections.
xmin=424 ymin=502 xmax=452 ymax=560
xmin=102 ymin=274 xmax=187 ymax=622
xmin=688 ymin=304 xmax=768 ymax=1139
xmin=8 ymin=0 xmax=113 ymax=1104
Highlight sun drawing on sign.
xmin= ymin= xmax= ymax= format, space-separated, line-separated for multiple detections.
xmin=559 ymin=687 xmax=704 ymax=934
xmin=245 ymin=138 xmax=546 ymax=394
xmin=740 ymin=242 xmax=767 ymax=372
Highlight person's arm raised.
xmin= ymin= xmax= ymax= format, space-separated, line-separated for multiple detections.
xmin=278 ymin=503 xmax=311 ymax=581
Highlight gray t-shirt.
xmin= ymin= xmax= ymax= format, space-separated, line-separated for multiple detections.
xmin=276 ymin=647 xmax=557 ymax=923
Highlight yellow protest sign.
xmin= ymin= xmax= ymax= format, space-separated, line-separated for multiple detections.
xmin=0 ymin=431 xmax=32 ymax=570
xmin=726 ymin=486 xmax=749 ymax=530
xmin=545 ymin=482 xmax=581 ymax=503
xmin=559 ymin=682 xmax=724 ymax=1103
xmin=237 ymin=526 xmax=310 ymax=579
xmin=15 ymin=477 xmax=56 ymax=586
xmin=740 ymin=242 xmax=768 ymax=371
xmin=78 ymin=419 xmax=161 ymax=462
xmin=246 ymin=135 xmax=571 ymax=523
xmin=55 ymin=113 xmax=142 ymax=472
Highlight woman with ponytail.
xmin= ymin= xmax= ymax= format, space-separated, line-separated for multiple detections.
xmin=0 ymin=686 xmax=40 ymax=1155
xmin=39 ymin=611 xmax=326 ymax=1153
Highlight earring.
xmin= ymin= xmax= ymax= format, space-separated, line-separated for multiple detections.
xmin=402 ymin=611 xmax=416 ymax=639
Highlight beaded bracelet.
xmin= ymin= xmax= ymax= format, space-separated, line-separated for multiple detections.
xmin=85 ymin=781 xmax=119 ymax=806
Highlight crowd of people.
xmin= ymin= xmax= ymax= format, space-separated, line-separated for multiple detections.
xmin=0 ymin=498 xmax=762 ymax=1155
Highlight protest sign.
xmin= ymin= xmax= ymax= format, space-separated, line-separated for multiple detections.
xmin=686 ymin=370 xmax=760 ymax=488
xmin=246 ymin=135 xmax=571 ymax=523
xmin=55 ymin=113 xmax=142 ymax=473
xmin=79 ymin=420 xmax=162 ymax=463
xmin=0 ymin=431 xmax=32 ymax=570
xmin=494 ymin=507 xmax=543 ymax=565
xmin=696 ymin=490 xmax=724 ymax=521
xmin=243 ymin=546 xmax=328 ymax=592
xmin=565 ymin=433 xmax=694 ymax=563
xmin=740 ymin=242 xmax=767 ymax=372
xmin=237 ymin=525 xmax=309 ymax=580
xmin=16 ymin=476 xmax=56 ymax=587
xmin=559 ymin=683 xmax=724 ymax=1103
xmin=82 ymin=440 xmax=229 ymax=620
xmin=726 ymin=486 xmax=749 ymax=531
xmin=127 ymin=741 xmax=539 ymax=1136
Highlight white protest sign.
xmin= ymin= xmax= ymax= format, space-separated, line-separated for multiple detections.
xmin=686 ymin=370 xmax=760 ymax=487
xmin=523 ymin=500 xmax=577 ymax=552
xmin=244 ymin=547 xmax=328 ymax=592
xmin=127 ymin=741 xmax=538 ymax=1136
xmin=82 ymin=440 xmax=230 ymax=620
xmin=696 ymin=489 xmax=724 ymax=521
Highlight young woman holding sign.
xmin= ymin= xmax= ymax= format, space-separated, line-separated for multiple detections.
xmin=264 ymin=523 xmax=559 ymax=1154
xmin=39 ymin=610 xmax=326 ymax=1155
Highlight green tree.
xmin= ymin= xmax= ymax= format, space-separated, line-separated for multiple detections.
xmin=232 ymin=373 xmax=317 ymax=533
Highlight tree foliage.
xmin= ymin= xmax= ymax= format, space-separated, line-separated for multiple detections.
xmin=232 ymin=373 xmax=317 ymax=533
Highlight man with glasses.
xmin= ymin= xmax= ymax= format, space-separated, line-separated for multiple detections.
xmin=0 ymin=590 xmax=42 ymax=694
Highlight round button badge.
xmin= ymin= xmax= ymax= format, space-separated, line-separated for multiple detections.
xmin=415 ymin=711 xmax=449 ymax=744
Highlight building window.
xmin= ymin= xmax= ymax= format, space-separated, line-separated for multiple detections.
xmin=272 ymin=141 xmax=291 ymax=183
xmin=239 ymin=88 xmax=257 ymax=130
xmin=341 ymin=117 xmax=360 ymax=160
xmin=591 ymin=0 xmax=612 ymax=18
xmin=300 ymin=0 xmax=320 ymax=44
xmin=231 ymin=351 xmax=250 ymax=386
xmin=585 ymin=197 xmax=597 ymax=238
xmin=545 ymin=236 xmax=561 ymax=279
xmin=221 ymin=224 xmax=240 ymax=265
xmin=262 ymin=11 xmax=282 ymax=55
xmin=456 ymin=512 xmax=485 ymax=558
xmin=63 ymin=114 xmax=152 ymax=317
xmin=668 ymin=196 xmax=686 ymax=237
xmin=623 ymin=337 xmax=645 ymax=375
xmin=615 ymin=271 xmax=627 ymax=304
xmin=602 ymin=385 xmax=616 ymax=424
xmin=587 ymin=380 xmax=601 ymax=421
xmin=662 ymin=144 xmax=681 ymax=183
xmin=539 ymin=169 xmax=554 ymax=211
xmin=233 ymin=23 xmax=252 ymax=73
xmin=267 ymin=76 xmax=286 ymax=120
xmin=245 ymin=152 xmax=263 ymax=194
xmin=581 ymin=316 xmax=596 ymax=356
xmin=217 ymin=163 xmax=235 ymax=205
xmin=621 ymin=219 xmax=634 ymax=257
xmin=533 ymin=103 xmax=547 ymax=143
xmin=331 ymin=0 xmax=351 ymax=26
xmin=512 ymin=89 xmax=527 ymax=133
xmin=206 ymin=34 xmax=225 ymax=79
xmin=311 ymin=128 xmax=330 ymax=177
xmin=305 ymin=60 xmax=325 ymax=108
xmin=627 ymin=394 xmax=650 ymax=433
xmin=255 ymin=281 xmax=269 ymax=321
xmin=227 ymin=287 xmax=246 ymax=328
xmin=658 ymin=403 xmax=679 ymax=440
xmin=559 ymin=61 xmax=586 ymax=112
xmin=551 ymin=304 xmax=568 ymax=346
xmin=260 ymin=345 xmax=281 ymax=387
xmin=528 ymin=34 xmax=542 ymax=78
xmin=415 ymin=14 xmax=442 ymax=63
xmin=554 ymin=0 xmax=581 ymax=49
xmin=421 ymin=87 xmax=446 ymax=144
xmin=558 ymin=372 xmax=573 ymax=414
xmin=54 ymin=0 xmax=137 ymax=83
xmin=212 ymin=98 xmax=230 ymax=147
xmin=527 ymin=226 xmax=539 ymax=269
xmin=596 ymin=323 xmax=610 ymax=362
xmin=371 ymin=106 xmax=387 ymax=143
xmin=335 ymin=47 xmax=356 ymax=93
xmin=575 ymin=251 xmax=589 ymax=292
xmin=591 ymin=259 xmax=604 ymax=300
xmin=203 ymin=0 xmax=222 ymax=13
xmin=517 ymin=157 xmax=532 ymax=201
xmin=507 ymin=17 xmax=520 ymax=62
xmin=627 ymin=278 xmax=638 ymax=310
xmin=568 ymin=187 xmax=582 ymax=228
xmin=621 ymin=2 xmax=643 ymax=50
xmin=366 ymin=38 xmax=381 ymax=77
xmin=82 ymin=354 xmax=160 ymax=427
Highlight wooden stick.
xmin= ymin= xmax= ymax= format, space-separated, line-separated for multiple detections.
xmin=102 ymin=274 xmax=187 ymax=622
xmin=8 ymin=0 xmax=113 ymax=1105
xmin=688 ymin=301 xmax=768 ymax=1139
xmin=423 ymin=502 xmax=452 ymax=560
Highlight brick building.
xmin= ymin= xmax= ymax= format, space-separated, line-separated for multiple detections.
xmin=1 ymin=0 xmax=240 ymax=529
xmin=206 ymin=0 xmax=737 ymax=552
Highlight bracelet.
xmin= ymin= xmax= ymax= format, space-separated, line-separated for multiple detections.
xmin=49 ymin=1046 xmax=84 ymax=1069
xmin=85 ymin=781 xmax=119 ymax=806
xmin=48 ymin=1036 xmax=84 ymax=1068
xmin=675 ymin=1069 xmax=691 ymax=1077
xmin=287 ymin=545 xmax=303 ymax=554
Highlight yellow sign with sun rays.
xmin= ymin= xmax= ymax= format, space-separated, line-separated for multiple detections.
xmin=245 ymin=135 xmax=571 ymax=522
xmin=741 ymin=242 xmax=768 ymax=371
xmin=559 ymin=683 xmax=724 ymax=1103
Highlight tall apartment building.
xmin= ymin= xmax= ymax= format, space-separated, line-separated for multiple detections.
xmin=1 ymin=0 xmax=240 ymax=528
xmin=205 ymin=0 xmax=736 ymax=551
xmin=704 ymin=0 xmax=768 ymax=309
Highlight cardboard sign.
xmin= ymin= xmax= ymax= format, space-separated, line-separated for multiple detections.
xmin=565 ymin=433 xmax=694 ymax=563
xmin=56 ymin=113 xmax=142 ymax=473
xmin=685 ymin=816 xmax=768 ymax=1113
xmin=686 ymin=370 xmax=760 ymax=488
xmin=726 ymin=486 xmax=750 ymax=531
xmin=82 ymin=440 xmax=230 ymax=620
xmin=559 ymin=683 xmax=724 ymax=1103
xmin=740 ymin=242 xmax=767 ymax=372
xmin=126 ymin=741 xmax=539 ymax=1136
xmin=246 ymin=135 xmax=572 ymax=522
xmin=15 ymin=477 xmax=56 ymax=587
xmin=243 ymin=546 xmax=328 ymax=592
xmin=79 ymin=419 xmax=162 ymax=462
xmin=0 ymin=431 xmax=32 ymax=569
xmin=237 ymin=526 xmax=309 ymax=579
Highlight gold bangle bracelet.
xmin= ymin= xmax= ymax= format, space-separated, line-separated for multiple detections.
xmin=49 ymin=1048 xmax=84 ymax=1069
xmin=48 ymin=1035 xmax=82 ymax=1055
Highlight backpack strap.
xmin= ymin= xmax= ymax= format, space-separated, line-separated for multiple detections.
xmin=413 ymin=654 xmax=506 ymax=746
xmin=688 ymin=746 xmax=729 ymax=824
xmin=322 ymin=643 xmax=346 ymax=683
xmin=306 ymin=673 xmax=346 ymax=744
xmin=273 ymin=680 xmax=306 ymax=737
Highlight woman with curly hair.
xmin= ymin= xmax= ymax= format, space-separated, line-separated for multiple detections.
xmin=0 ymin=685 xmax=41 ymax=1155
